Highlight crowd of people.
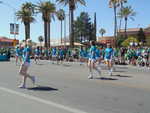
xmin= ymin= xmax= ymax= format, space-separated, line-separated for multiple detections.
xmin=15 ymin=39 xmax=150 ymax=88
xmin=15 ymin=42 xmax=150 ymax=67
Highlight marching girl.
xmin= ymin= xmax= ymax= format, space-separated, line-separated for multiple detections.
xmin=15 ymin=44 xmax=23 ymax=65
xmin=84 ymin=47 xmax=90 ymax=66
xmin=57 ymin=47 xmax=64 ymax=65
xmin=18 ymin=39 xmax=35 ymax=88
xmin=88 ymin=41 xmax=101 ymax=79
xmin=79 ymin=47 xmax=85 ymax=65
xmin=34 ymin=46 xmax=40 ymax=64
xmin=104 ymin=43 xmax=114 ymax=76
xmin=51 ymin=47 xmax=57 ymax=64
xmin=95 ymin=46 xmax=102 ymax=66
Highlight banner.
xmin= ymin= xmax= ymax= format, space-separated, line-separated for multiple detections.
xmin=10 ymin=23 xmax=19 ymax=35
xmin=15 ymin=24 xmax=19 ymax=34
xmin=10 ymin=23 xmax=14 ymax=34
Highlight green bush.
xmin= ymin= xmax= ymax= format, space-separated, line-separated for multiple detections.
xmin=121 ymin=36 xmax=139 ymax=47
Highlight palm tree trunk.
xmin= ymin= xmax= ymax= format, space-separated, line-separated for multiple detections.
xmin=119 ymin=18 xmax=122 ymax=33
xmin=118 ymin=2 xmax=124 ymax=35
xmin=44 ymin=21 xmax=48 ymax=48
xmin=124 ymin=17 xmax=128 ymax=39
xmin=114 ymin=6 xmax=117 ymax=39
xmin=114 ymin=5 xmax=117 ymax=46
xmin=69 ymin=10 xmax=71 ymax=44
xmin=70 ymin=9 xmax=74 ymax=48
xmin=64 ymin=15 xmax=66 ymax=46
xmin=61 ymin=20 xmax=63 ymax=44
xmin=28 ymin=23 xmax=30 ymax=39
xmin=48 ymin=22 xmax=50 ymax=48
xmin=24 ymin=23 xmax=28 ymax=40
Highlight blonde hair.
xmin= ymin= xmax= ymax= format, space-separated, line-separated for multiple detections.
xmin=26 ymin=39 xmax=32 ymax=46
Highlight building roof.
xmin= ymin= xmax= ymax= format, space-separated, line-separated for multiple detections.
xmin=119 ymin=27 xmax=150 ymax=33
xmin=98 ymin=36 xmax=114 ymax=41
xmin=0 ymin=36 xmax=19 ymax=43
xmin=119 ymin=28 xmax=140 ymax=32
xmin=119 ymin=27 xmax=150 ymax=36
xmin=145 ymin=26 xmax=150 ymax=32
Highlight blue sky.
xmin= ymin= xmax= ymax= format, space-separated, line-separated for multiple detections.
xmin=0 ymin=0 xmax=150 ymax=42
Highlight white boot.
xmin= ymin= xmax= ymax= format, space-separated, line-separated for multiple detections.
xmin=88 ymin=73 xmax=93 ymax=79
xmin=95 ymin=67 xmax=101 ymax=77
xmin=109 ymin=70 xmax=112 ymax=76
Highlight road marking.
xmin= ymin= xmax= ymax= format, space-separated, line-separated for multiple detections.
xmin=0 ymin=86 xmax=88 ymax=113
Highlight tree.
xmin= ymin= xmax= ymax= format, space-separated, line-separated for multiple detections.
xmin=56 ymin=0 xmax=86 ymax=48
xmin=74 ymin=12 xmax=95 ymax=42
xmin=109 ymin=0 xmax=120 ymax=41
xmin=109 ymin=0 xmax=128 ymax=46
xmin=89 ymin=23 xmax=96 ymax=41
xmin=56 ymin=9 xmax=65 ymax=44
xmin=121 ymin=36 xmax=138 ymax=47
xmin=137 ymin=28 xmax=146 ymax=44
xmin=16 ymin=2 xmax=35 ymax=40
xmin=118 ymin=0 xmax=127 ymax=32
xmin=99 ymin=28 xmax=106 ymax=38
xmin=36 ymin=1 xmax=56 ymax=48
xmin=74 ymin=12 xmax=90 ymax=42
xmin=118 ymin=6 xmax=136 ymax=38
xmin=116 ymin=35 xmax=126 ymax=47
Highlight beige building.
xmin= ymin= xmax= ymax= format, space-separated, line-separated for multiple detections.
xmin=97 ymin=25 xmax=150 ymax=46
xmin=119 ymin=26 xmax=150 ymax=46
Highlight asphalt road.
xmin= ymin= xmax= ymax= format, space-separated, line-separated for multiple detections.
xmin=0 ymin=59 xmax=150 ymax=113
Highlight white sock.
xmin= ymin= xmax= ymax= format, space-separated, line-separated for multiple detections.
xmin=95 ymin=67 xmax=101 ymax=74
xmin=111 ymin=68 xmax=113 ymax=72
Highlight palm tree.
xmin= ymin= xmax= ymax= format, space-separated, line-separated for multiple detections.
xmin=118 ymin=6 xmax=136 ymax=38
xmin=22 ymin=2 xmax=35 ymax=14
xmin=119 ymin=0 xmax=127 ymax=8
xmin=99 ymin=28 xmax=106 ymax=38
xmin=56 ymin=9 xmax=65 ymax=44
xmin=36 ymin=1 xmax=56 ymax=48
xmin=118 ymin=0 xmax=127 ymax=33
xmin=16 ymin=2 xmax=35 ymax=40
xmin=109 ymin=0 xmax=119 ymax=41
xmin=56 ymin=0 xmax=86 ymax=48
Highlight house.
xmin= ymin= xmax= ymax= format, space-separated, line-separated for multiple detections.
xmin=0 ymin=36 xmax=19 ymax=48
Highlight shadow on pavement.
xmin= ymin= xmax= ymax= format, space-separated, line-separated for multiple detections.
xmin=63 ymin=64 xmax=71 ymax=67
xmin=116 ymin=67 xmax=128 ymax=69
xmin=36 ymin=63 xmax=45 ymax=66
xmin=27 ymin=86 xmax=58 ymax=91
xmin=113 ymin=70 xmax=126 ymax=72
xmin=96 ymin=77 xmax=118 ymax=80
xmin=112 ymin=74 xmax=132 ymax=78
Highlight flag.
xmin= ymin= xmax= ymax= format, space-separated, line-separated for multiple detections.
xmin=15 ymin=24 xmax=19 ymax=34
xmin=10 ymin=23 xmax=14 ymax=34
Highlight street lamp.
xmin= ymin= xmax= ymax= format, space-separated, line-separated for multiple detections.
xmin=0 ymin=1 xmax=18 ymax=39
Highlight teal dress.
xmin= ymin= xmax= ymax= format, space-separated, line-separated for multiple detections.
xmin=23 ymin=46 xmax=31 ymax=63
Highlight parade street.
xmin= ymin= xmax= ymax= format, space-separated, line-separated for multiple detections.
xmin=0 ymin=59 xmax=150 ymax=113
